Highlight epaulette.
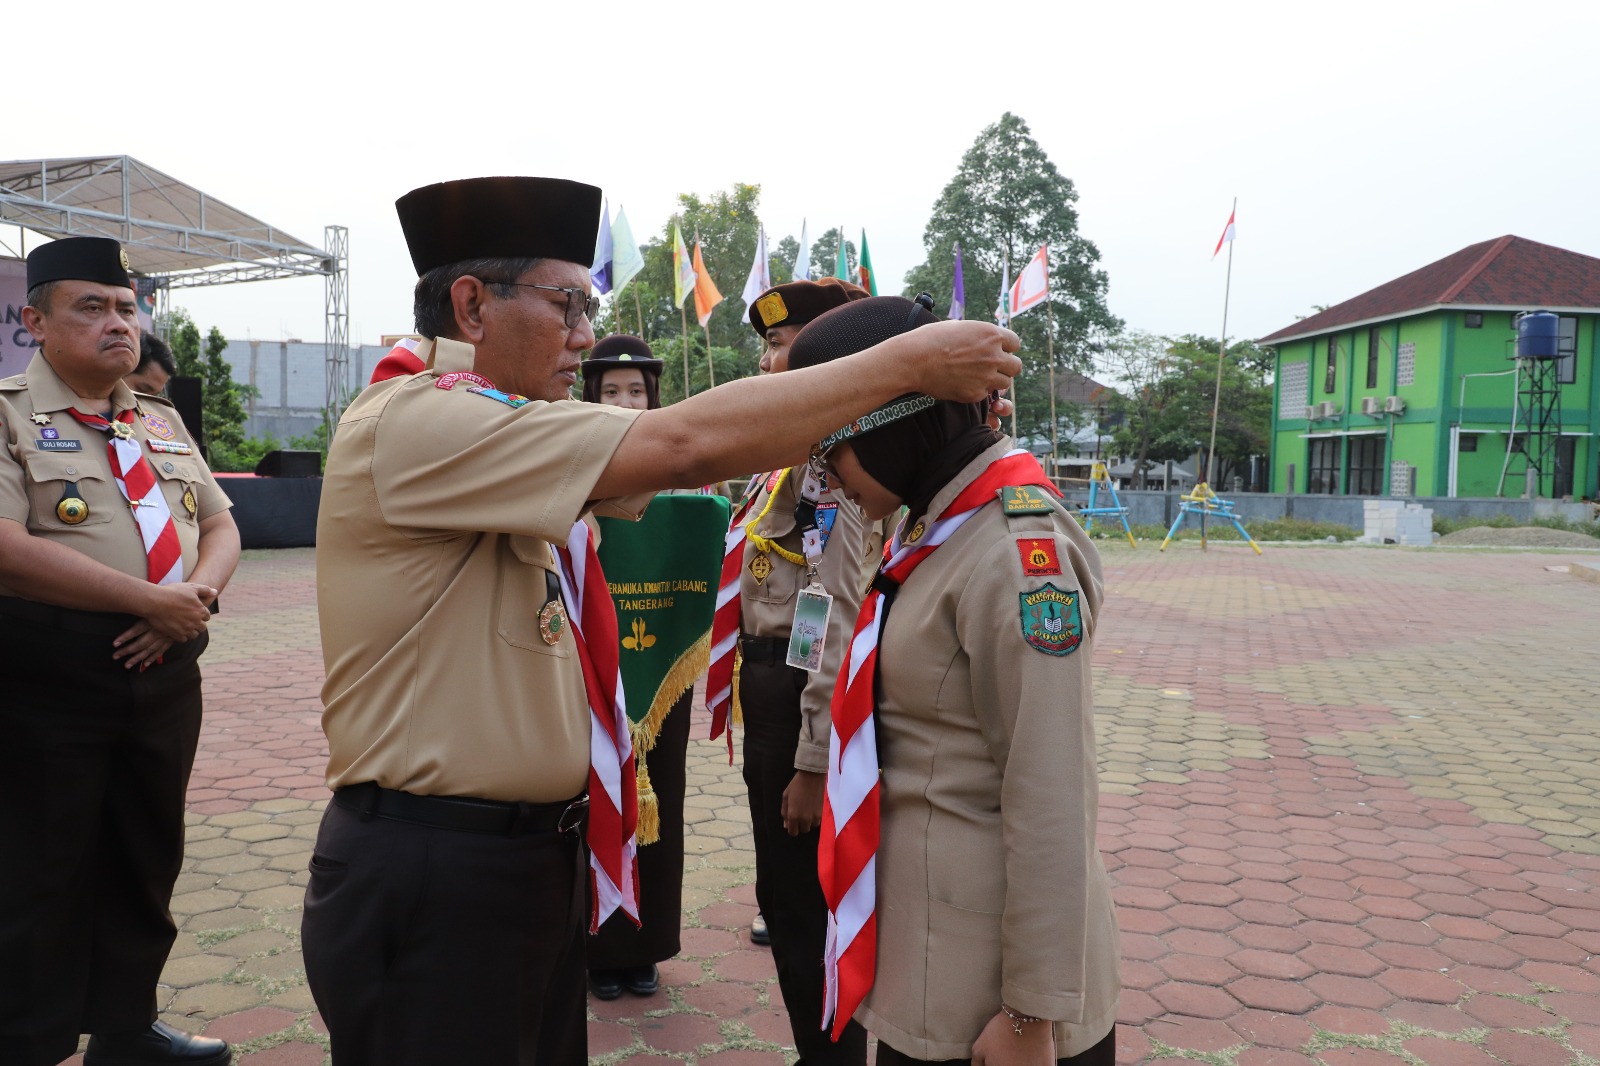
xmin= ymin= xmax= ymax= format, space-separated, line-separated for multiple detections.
xmin=998 ymin=484 xmax=1056 ymax=516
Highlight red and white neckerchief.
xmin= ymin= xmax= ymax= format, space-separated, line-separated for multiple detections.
xmin=368 ymin=337 xmax=425 ymax=383
xmin=705 ymin=474 xmax=770 ymax=759
xmin=819 ymin=449 xmax=1057 ymax=1040
xmin=555 ymin=519 xmax=640 ymax=931
xmin=67 ymin=408 xmax=183 ymax=585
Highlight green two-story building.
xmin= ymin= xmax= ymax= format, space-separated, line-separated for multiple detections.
xmin=1260 ymin=235 xmax=1600 ymax=499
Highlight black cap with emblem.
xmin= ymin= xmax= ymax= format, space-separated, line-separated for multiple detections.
xmin=395 ymin=176 xmax=603 ymax=275
xmin=26 ymin=237 xmax=133 ymax=292
xmin=748 ymin=277 xmax=869 ymax=338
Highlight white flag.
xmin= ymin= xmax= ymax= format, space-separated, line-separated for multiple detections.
xmin=611 ymin=207 xmax=644 ymax=293
xmin=741 ymin=225 xmax=771 ymax=318
xmin=995 ymin=259 xmax=1011 ymax=328
xmin=792 ymin=219 xmax=811 ymax=283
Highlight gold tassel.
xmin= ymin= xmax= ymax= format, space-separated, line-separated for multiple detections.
xmin=635 ymin=757 xmax=660 ymax=845
xmin=731 ymin=647 xmax=744 ymax=726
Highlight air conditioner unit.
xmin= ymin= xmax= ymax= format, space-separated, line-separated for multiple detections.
xmin=1360 ymin=396 xmax=1381 ymax=416
xmin=1303 ymin=405 xmax=1320 ymax=422
xmin=1319 ymin=401 xmax=1340 ymax=419
xmin=1383 ymin=395 xmax=1406 ymax=414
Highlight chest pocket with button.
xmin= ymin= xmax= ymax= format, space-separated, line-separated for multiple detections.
xmin=23 ymin=452 xmax=114 ymax=530
xmin=151 ymin=458 xmax=203 ymax=525
xmin=496 ymin=535 xmax=572 ymax=658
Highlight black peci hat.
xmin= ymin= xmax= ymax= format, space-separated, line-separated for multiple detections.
xmin=396 ymin=176 xmax=602 ymax=275
xmin=583 ymin=334 xmax=663 ymax=378
xmin=748 ymin=277 xmax=869 ymax=337
xmin=26 ymin=237 xmax=133 ymax=291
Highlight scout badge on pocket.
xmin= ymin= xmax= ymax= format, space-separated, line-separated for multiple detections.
xmin=785 ymin=584 xmax=833 ymax=672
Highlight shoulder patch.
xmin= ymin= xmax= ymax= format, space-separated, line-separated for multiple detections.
xmin=1000 ymin=485 xmax=1054 ymax=516
xmin=1018 ymin=583 xmax=1082 ymax=656
xmin=1016 ymin=537 xmax=1062 ymax=577
xmin=465 ymin=385 xmax=531 ymax=408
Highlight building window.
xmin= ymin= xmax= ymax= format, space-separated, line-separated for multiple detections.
xmin=1324 ymin=336 xmax=1338 ymax=394
xmin=1348 ymin=436 xmax=1386 ymax=496
xmin=1458 ymin=434 xmax=1479 ymax=452
xmin=1397 ymin=341 xmax=1416 ymax=386
xmin=1308 ymin=438 xmax=1341 ymax=494
xmin=1465 ymin=312 xmax=1484 ymax=328
xmin=1278 ymin=361 xmax=1311 ymax=420
xmin=1558 ymin=316 xmax=1578 ymax=385
xmin=1367 ymin=329 xmax=1380 ymax=389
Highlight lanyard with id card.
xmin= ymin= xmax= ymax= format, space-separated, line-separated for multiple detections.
xmin=786 ymin=465 xmax=836 ymax=672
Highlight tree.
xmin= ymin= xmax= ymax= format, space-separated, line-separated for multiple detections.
xmin=809 ymin=227 xmax=857 ymax=282
xmin=154 ymin=308 xmax=253 ymax=469
xmin=1101 ymin=331 xmax=1198 ymax=488
xmin=904 ymin=113 xmax=1122 ymax=450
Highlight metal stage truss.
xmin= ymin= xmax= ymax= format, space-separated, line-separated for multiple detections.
xmin=0 ymin=156 xmax=347 ymax=426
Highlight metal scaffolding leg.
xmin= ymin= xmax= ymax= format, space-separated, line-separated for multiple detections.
xmin=1515 ymin=356 xmax=1562 ymax=498
xmin=323 ymin=225 xmax=350 ymax=443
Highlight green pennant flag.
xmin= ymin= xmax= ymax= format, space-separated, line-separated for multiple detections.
xmin=597 ymin=494 xmax=730 ymax=740
xmin=834 ymin=229 xmax=850 ymax=281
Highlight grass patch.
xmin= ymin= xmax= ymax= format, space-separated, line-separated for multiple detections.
xmin=1432 ymin=512 xmax=1600 ymax=538
xmin=1083 ymin=517 xmax=1358 ymax=543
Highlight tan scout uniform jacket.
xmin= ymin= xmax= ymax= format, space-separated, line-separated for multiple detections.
xmin=0 ymin=352 xmax=230 ymax=594
xmin=738 ymin=469 xmax=869 ymax=773
xmin=861 ymin=439 xmax=1119 ymax=1059
xmin=317 ymin=338 xmax=648 ymax=804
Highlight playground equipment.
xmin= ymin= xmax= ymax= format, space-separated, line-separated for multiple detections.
xmin=1077 ymin=462 xmax=1137 ymax=547
xmin=1159 ymin=482 xmax=1262 ymax=554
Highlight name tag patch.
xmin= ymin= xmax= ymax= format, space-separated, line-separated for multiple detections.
xmin=36 ymin=438 xmax=83 ymax=451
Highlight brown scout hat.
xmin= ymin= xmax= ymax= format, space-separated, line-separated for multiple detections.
xmin=583 ymin=334 xmax=663 ymax=378
xmin=748 ymin=277 xmax=869 ymax=338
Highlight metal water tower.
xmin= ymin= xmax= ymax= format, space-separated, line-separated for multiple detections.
xmin=1511 ymin=311 xmax=1563 ymax=498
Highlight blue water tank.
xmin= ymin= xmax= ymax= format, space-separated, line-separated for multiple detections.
xmin=1516 ymin=311 xmax=1561 ymax=359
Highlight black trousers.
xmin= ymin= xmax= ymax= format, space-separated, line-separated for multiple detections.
xmin=740 ymin=656 xmax=868 ymax=1066
xmin=876 ymin=1027 xmax=1116 ymax=1066
xmin=302 ymin=799 xmax=588 ymax=1066
xmin=0 ymin=602 xmax=208 ymax=1066
xmin=588 ymin=689 xmax=691 ymax=970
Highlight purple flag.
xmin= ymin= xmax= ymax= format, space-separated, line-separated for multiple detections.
xmin=591 ymin=198 xmax=614 ymax=295
xmin=949 ymin=242 xmax=965 ymax=320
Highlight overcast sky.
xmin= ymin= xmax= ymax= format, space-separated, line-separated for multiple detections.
xmin=9 ymin=0 xmax=1599 ymax=361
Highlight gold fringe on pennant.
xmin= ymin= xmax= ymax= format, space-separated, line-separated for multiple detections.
xmin=635 ymin=757 xmax=660 ymax=845
xmin=731 ymin=647 xmax=744 ymax=727
xmin=631 ymin=628 xmax=714 ymax=756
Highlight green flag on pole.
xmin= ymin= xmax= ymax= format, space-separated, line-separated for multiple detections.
xmin=834 ymin=229 xmax=850 ymax=281
xmin=857 ymin=228 xmax=877 ymax=295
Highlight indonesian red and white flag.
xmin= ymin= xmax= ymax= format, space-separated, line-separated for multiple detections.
xmin=1213 ymin=208 xmax=1237 ymax=259
xmin=1008 ymin=244 xmax=1049 ymax=317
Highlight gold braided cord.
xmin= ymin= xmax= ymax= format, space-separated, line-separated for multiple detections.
xmin=743 ymin=469 xmax=807 ymax=566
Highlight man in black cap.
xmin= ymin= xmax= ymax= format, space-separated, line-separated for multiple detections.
xmin=302 ymin=175 xmax=1020 ymax=1066
xmin=0 ymin=237 xmax=240 ymax=1066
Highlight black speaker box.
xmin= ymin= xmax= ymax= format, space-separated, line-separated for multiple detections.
xmin=255 ymin=450 xmax=322 ymax=478
xmin=167 ymin=376 xmax=204 ymax=450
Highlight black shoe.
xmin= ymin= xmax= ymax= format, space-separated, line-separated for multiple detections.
xmin=622 ymin=963 xmax=660 ymax=996
xmin=588 ymin=968 xmax=624 ymax=1001
xmin=85 ymin=1021 xmax=231 ymax=1066
xmin=750 ymin=912 xmax=770 ymax=945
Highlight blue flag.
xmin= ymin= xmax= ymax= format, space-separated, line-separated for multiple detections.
xmin=591 ymin=199 xmax=614 ymax=295
xmin=949 ymin=242 xmax=965 ymax=320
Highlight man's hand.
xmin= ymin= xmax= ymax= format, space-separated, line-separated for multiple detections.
xmin=911 ymin=322 xmax=1022 ymax=403
xmin=112 ymin=619 xmax=175 ymax=671
xmin=988 ymin=393 xmax=1014 ymax=432
xmin=781 ymin=770 xmax=827 ymax=836
xmin=138 ymin=582 xmax=217 ymax=642
xmin=971 ymin=1009 xmax=1054 ymax=1066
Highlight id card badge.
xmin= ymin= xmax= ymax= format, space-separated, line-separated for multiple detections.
xmin=785 ymin=584 xmax=834 ymax=672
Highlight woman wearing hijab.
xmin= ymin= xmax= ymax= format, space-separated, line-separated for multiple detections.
xmin=789 ymin=297 xmax=1119 ymax=1066
xmin=580 ymin=335 xmax=682 ymax=1001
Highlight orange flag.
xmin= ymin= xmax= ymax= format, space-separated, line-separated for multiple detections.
xmin=692 ymin=242 xmax=723 ymax=327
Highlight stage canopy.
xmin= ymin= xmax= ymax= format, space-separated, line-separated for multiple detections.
xmin=0 ymin=155 xmax=349 ymax=425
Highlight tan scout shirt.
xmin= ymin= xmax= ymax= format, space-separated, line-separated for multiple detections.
xmin=0 ymin=352 xmax=230 ymax=597
xmin=317 ymin=337 xmax=648 ymax=804
xmin=738 ymin=468 xmax=869 ymax=773
xmin=860 ymin=439 xmax=1119 ymax=1060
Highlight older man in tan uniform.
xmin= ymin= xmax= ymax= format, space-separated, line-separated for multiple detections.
xmin=301 ymin=176 xmax=1024 ymax=1066
xmin=0 ymin=237 xmax=239 ymax=1066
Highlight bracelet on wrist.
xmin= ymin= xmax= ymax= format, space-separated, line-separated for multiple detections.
xmin=999 ymin=1004 xmax=1044 ymax=1036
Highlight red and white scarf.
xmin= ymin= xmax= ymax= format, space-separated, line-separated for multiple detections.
xmin=705 ymin=475 xmax=768 ymax=758
xmin=555 ymin=520 xmax=640 ymax=931
xmin=819 ymin=449 xmax=1057 ymax=1039
xmin=67 ymin=408 xmax=182 ymax=585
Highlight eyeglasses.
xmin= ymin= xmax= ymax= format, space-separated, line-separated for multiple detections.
xmin=490 ymin=281 xmax=600 ymax=329
xmin=809 ymin=442 xmax=842 ymax=484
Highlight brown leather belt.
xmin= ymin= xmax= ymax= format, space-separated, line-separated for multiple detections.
xmin=333 ymin=782 xmax=586 ymax=836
